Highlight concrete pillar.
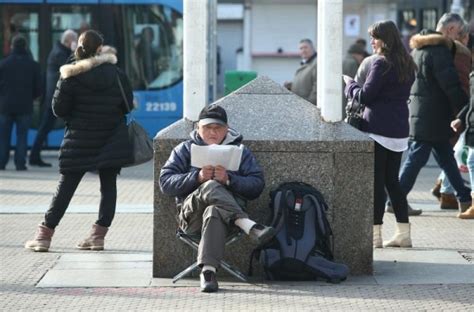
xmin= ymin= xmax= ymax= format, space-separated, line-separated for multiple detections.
xmin=242 ymin=0 xmax=252 ymax=71
xmin=317 ymin=0 xmax=343 ymax=122
xmin=183 ymin=0 xmax=209 ymax=121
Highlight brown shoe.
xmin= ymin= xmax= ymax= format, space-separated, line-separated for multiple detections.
xmin=76 ymin=224 xmax=108 ymax=250
xmin=440 ymin=193 xmax=458 ymax=210
xmin=431 ymin=179 xmax=442 ymax=201
xmin=458 ymin=207 xmax=474 ymax=219
xmin=25 ymin=224 xmax=54 ymax=252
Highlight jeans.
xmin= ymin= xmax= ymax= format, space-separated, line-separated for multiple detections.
xmin=30 ymin=106 xmax=56 ymax=161
xmin=439 ymin=132 xmax=466 ymax=194
xmin=467 ymin=148 xmax=474 ymax=193
xmin=0 ymin=114 xmax=32 ymax=168
xmin=374 ymin=142 xmax=408 ymax=225
xmin=399 ymin=140 xmax=471 ymax=203
xmin=44 ymin=168 xmax=119 ymax=229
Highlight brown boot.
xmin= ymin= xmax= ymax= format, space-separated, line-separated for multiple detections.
xmin=431 ymin=179 xmax=441 ymax=201
xmin=458 ymin=206 xmax=474 ymax=219
xmin=25 ymin=224 xmax=54 ymax=252
xmin=76 ymin=224 xmax=108 ymax=250
xmin=440 ymin=193 xmax=458 ymax=210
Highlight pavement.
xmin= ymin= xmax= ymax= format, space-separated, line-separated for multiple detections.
xmin=1 ymin=151 xmax=473 ymax=311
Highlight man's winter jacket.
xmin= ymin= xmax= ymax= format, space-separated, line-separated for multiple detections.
xmin=159 ymin=128 xmax=265 ymax=203
xmin=408 ymin=30 xmax=469 ymax=142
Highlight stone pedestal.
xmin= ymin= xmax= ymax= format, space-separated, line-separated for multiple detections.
xmin=153 ymin=76 xmax=374 ymax=277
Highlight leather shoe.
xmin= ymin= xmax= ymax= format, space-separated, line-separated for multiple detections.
xmin=29 ymin=159 xmax=52 ymax=167
xmin=16 ymin=165 xmax=28 ymax=171
xmin=200 ymin=270 xmax=218 ymax=293
xmin=249 ymin=224 xmax=276 ymax=245
xmin=385 ymin=202 xmax=422 ymax=216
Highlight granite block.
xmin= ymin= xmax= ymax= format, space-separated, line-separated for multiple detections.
xmin=153 ymin=76 xmax=374 ymax=277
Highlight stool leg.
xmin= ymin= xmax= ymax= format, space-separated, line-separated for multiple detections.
xmin=172 ymin=262 xmax=200 ymax=283
xmin=220 ymin=260 xmax=248 ymax=282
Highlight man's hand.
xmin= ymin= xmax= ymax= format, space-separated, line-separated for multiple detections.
xmin=451 ymin=118 xmax=462 ymax=133
xmin=198 ymin=165 xmax=214 ymax=184
xmin=213 ymin=165 xmax=229 ymax=185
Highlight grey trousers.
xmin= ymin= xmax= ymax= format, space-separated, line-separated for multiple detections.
xmin=179 ymin=180 xmax=248 ymax=268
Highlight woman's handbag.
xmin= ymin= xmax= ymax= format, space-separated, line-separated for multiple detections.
xmin=117 ymin=74 xmax=154 ymax=167
xmin=345 ymin=89 xmax=365 ymax=130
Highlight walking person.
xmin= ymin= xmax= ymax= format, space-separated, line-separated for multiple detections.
xmin=394 ymin=13 xmax=471 ymax=215
xmin=25 ymin=30 xmax=133 ymax=252
xmin=29 ymin=29 xmax=77 ymax=167
xmin=344 ymin=20 xmax=417 ymax=248
xmin=0 ymin=35 xmax=41 ymax=171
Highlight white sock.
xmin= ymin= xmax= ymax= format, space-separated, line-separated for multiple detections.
xmin=202 ymin=265 xmax=216 ymax=273
xmin=234 ymin=218 xmax=256 ymax=235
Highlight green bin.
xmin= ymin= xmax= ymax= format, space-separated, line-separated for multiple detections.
xmin=224 ymin=70 xmax=257 ymax=95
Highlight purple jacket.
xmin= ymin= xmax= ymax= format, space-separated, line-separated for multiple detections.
xmin=345 ymin=57 xmax=414 ymax=138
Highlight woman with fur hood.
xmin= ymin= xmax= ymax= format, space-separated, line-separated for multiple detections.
xmin=25 ymin=30 xmax=133 ymax=252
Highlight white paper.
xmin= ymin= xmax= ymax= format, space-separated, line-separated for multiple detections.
xmin=344 ymin=15 xmax=360 ymax=37
xmin=191 ymin=144 xmax=244 ymax=171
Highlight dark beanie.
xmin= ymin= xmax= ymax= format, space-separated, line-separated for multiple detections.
xmin=12 ymin=35 xmax=27 ymax=50
xmin=348 ymin=43 xmax=365 ymax=55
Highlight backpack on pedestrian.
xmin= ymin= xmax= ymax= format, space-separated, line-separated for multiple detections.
xmin=248 ymin=182 xmax=349 ymax=283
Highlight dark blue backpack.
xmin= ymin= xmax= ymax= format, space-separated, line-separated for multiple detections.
xmin=249 ymin=182 xmax=349 ymax=283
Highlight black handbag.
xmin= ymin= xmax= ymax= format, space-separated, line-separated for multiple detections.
xmin=117 ymin=74 xmax=154 ymax=167
xmin=345 ymin=90 xmax=365 ymax=130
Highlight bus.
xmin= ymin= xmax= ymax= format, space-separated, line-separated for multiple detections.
xmin=0 ymin=0 xmax=183 ymax=147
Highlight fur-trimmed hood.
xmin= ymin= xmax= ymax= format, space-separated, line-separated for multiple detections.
xmin=60 ymin=53 xmax=117 ymax=79
xmin=409 ymin=32 xmax=453 ymax=51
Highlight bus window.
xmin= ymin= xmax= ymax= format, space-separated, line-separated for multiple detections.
xmin=51 ymin=5 xmax=92 ymax=43
xmin=0 ymin=6 xmax=39 ymax=61
xmin=122 ymin=5 xmax=183 ymax=91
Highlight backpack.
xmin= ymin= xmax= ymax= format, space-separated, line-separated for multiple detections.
xmin=249 ymin=182 xmax=349 ymax=283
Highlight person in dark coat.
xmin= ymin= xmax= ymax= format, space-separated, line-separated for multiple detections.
xmin=29 ymin=29 xmax=77 ymax=167
xmin=397 ymin=13 xmax=471 ymax=216
xmin=0 ymin=35 xmax=41 ymax=170
xmin=345 ymin=20 xmax=416 ymax=248
xmin=160 ymin=104 xmax=274 ymax=293
xmin=25 ymin=30 xmax=133 ymax=253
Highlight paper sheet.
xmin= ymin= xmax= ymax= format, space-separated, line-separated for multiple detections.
xmin=191 ymin=144 xmax=244 ymax=171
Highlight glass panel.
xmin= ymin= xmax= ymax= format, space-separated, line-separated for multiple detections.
xmin=122 ymin=5 xmax=183 ymax=90
xmin=0 ymin=5 xmax=39 ymax=61
xmin=51 ymin=5 xmax=92 ymax=43
xmin=422 ymin=9 xmax=437 ymax=31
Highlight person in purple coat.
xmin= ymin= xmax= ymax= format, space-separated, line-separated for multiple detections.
xmin=344 ymin=20 xmax=417 ymax=248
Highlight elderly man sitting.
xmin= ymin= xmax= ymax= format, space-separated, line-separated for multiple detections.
xmin=159 ymin=104 xmax=274 ymax=293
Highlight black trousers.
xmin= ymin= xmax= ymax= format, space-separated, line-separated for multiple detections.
xmin=44 ymin=168 xmax=119 ymax=229
xmin=374 ymin=142 xmax=409 ymax=225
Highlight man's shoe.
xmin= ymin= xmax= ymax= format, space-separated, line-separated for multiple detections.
xmin=458 ymin=206 xmax=474 ymax=219
xmin=200 ymin=270 xmax=218 ymax=293
xmin=16 ymin=165 xmax=27 ymax=171
xmin=29 ymin=159 xmax=52 ymax=167
xmin=431 ymin=179 xmax=442 ymax=201
xmin=385 ymin=203 xmax=422 ymax=216
xmin=249 ymin=224 xmax=276 ymax=245
xmin=440 ymin=193 xmax=458 ymax=209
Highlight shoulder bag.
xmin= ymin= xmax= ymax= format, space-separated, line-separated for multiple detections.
xmin=345 ymin=89 xmax=365 ymax=130
xmin=117 ymin=74 xmax=154 ymax=167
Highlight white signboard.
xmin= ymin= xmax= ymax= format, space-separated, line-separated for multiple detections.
xmin=344 ymin=15 xmax=360 ymax=37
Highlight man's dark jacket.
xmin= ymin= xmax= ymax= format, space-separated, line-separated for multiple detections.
xmin=53 ymin=53 xmax=133 ymax=173
xmin=44 ymin=41 xmax=72 ymax=110
xmin=0 ymin=47 xmax=41 ymax=114
xmin=461 ymin=72 xmax=474 ymax=147
xmin=408 ymin=30 xmax=468 ymax=142
xmin=159 ymin=129 xmax=265 ymax=204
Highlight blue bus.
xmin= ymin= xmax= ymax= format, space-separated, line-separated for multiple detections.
xmin=0 ymin=0 xmax=183 ymax=147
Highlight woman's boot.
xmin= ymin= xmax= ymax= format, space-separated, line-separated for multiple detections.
xmin=25 ymin=224 xmax=54 ymax=252
xmin=383 ymin=223 xmax=412 ymax=248
xmin=373 ymin=224 xmax=382 ymax=248
xmin=76 ymin=224 xmax=108 ymax=250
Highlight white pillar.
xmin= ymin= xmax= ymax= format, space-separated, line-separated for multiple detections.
xmin=183 ymin=0 xmax=209 ymax=121
xmin=242 ymin=0 xmax=252 ymax=71
xmin=317 ymin=0 xmax=343 ymax=122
